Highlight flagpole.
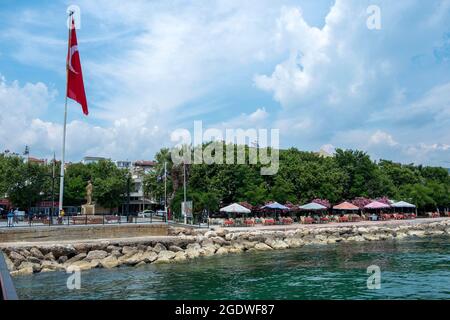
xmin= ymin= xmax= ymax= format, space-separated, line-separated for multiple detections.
xmin=58 ymin=11 xmax=74 ymax=215
xmin=164 ymin=161 xmax=167 ymax=219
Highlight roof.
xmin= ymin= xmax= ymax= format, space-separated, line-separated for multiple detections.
xmin=134 ymin=160 xmax=156 ymax=167
xmin=333 ymin=201 xmax=360 ymax=210
xmin=299 ymin=202 xmax=327 ymax=210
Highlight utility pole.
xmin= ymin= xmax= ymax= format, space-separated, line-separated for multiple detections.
xmin=164 ymin=161 xmax=167 ymax=221
xmin=183 ymin=162 xmax=187 ymax=224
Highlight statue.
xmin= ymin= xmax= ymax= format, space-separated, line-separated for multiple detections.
xmin=86 ymin=180 xmax=93 ymax=205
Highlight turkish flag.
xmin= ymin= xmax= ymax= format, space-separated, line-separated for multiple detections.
xmin=66 ymin=17 xmax=88 ymax=115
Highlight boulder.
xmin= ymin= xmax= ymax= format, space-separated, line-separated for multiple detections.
xmin=173 ymin=251 xmax=187 ymax=261
xmin=100 ymin=255 xmax=119 ymax=269
xmin=168 ymin=245 xmax=183 ymax=252
xmin=120 ymin=252 xmax=144 ymax=266
xmin=286 ymin=238 xmax=304 ymax=248
xmin=85 ymin=250 xmax=108 ymax=261
xmin=186 ymin=243 xmax=201 ymax=250
xmin=201 ymin=245 xmax=217 ymax=256
xmin=44 ymin=252 xmax=56 ymax=261
xmin=30 ymin=248 xmax=45 ymax=259
xmin=27 ymin=256 xmax=42 ymax=264
xmin=9 ymin=251 xmax=26 ymax=265
xmin=72 ymin=243 xmax=90 ymax=253
xmin=67 ymin=260 xmax=95 ymax=271
xmin=254 ymin=243 xmax=273 ymax=251
xmin=185 ymin=248 xmax=201 ymax=259
xmin=215 ymin=247 xmax=230 ymax=255
xmin=41 ymin=260 xmax=65 ymax=271
xmin=141 ymin=251 xmax=158 ymax=263
xmin=4 ymin=255 xmax=16 ymax=271
xmin=158 ymin=250 xmax=176 ymax=260
xmin=65 ymin=253 xmax=87 ymax=265
xmin=11 ymin=266 xmax=34 ymax=276
xmin=121 ymin=246 xmax=137 ymax=255
xmin=265 ymin=239 xmax=289 ymax=250
xmin=204 ymin=231 xmax=217 ymax=238
xmin=153 ymin=243 xmax=167 ymax=253
xmin=58 ymin=256 xmax=68 ymax=264
xmin=212 ymin=237 xmax=228 ymax=246
xmin=135 ymin=261 xmax=146 ymax=267
xmin=215 ymin=228 xmax=229 ymax=237
xmin=18 ymin=261 xmax=41 ymax=273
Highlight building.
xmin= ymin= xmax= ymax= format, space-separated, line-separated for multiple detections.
xmin=115 ymin=160 xmax=132 ymax=169
xmin=82 ymin=156 xmax=108 ymax=164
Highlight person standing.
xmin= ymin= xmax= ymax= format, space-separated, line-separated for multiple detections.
xmin=7 ymin=209 xmax=14 ymax=227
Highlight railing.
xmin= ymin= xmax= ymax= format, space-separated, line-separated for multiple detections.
xmin=0 ymin=213 xmax=169 ymax=229
xmin=0 ymin=252 xmax=18 ymax=300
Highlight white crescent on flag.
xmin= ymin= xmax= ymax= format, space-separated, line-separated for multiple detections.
xmin=68 ymin=45 xmax=79 ymax=74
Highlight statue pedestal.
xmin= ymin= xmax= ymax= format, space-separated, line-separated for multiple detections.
xmin=81 ymin=204 xmax=96 ymax=215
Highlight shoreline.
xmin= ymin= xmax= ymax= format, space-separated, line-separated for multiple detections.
xmin=2 ymin=218 xmax=449 ymax=277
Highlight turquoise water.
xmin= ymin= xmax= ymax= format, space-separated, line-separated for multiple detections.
xmin=14 ymin=237 xmax=450 ymax=300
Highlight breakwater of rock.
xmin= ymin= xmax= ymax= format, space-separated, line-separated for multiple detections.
xmin=2 ymin=219 xmax=450 ymax=276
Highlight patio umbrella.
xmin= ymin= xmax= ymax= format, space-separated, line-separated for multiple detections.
xmin=262 ymin=202 xmax=289 ymax=210
xmin=299 ymin=202 xmax=327 ymax=210
xmin=262 ymin=202 xmax=289 ymax=219
xmin=220 ymin=203 xmax=251 ymax=214
xmin=391 ymin=201 xmax=416 ymax=208
xmin=333 ymin=201 xmax=359 ymax=210
xmin=364 ymin=201 xmax=391 ymax=209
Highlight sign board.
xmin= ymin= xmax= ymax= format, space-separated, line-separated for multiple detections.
xmin=182 ymin=201 xmax=193 ymax=218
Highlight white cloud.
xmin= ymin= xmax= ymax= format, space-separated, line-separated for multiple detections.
xmin=369 ymin=130 xmax=398 ymax=147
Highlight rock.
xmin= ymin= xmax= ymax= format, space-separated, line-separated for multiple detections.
xmin=65 ymin=253 xmax=87 ymax=265
xmin=215 ymin=247 xmax=230 ymax=255
xmin=106 ymin=245 xmax=121 ymax=253
xmin=30 ymin=248 xmax=45 ymax=259
xmin=27 ymin=256 xmax=42 ymax=264
xmin=169 ymin=245 xmax=183 ymax=252
xmin=51 ymin=245 xmax=77 ymax=258
xmin=157 ymin=250 xmax=176 ymax=260
xmin=18 ymin=261 xmax=41 ymax=273
xmin=135 ymin=261 xmax=146 ymax=267
xmin=73 ymin=243 xmax=90 ymax=253
xmin=408 ymin=230 xmax=426 ymax=238
xmin=238 ymin=240 xmax=257 ymax=250
xmin=41 ymin=260 xmax=65 ymax=271
xmin=201 ymin=245 xmax=217 ymax=256
xmin=121 ymin=246 xmax=136 ymax=255
xmin=141 ymin=251 xmax=158 ymax=263
xmin=110 ymin=250 xmax=122 ymax=257
xmin=11 ymin=266 xmax=34 ymax=276
xmin=44 ymin=252 xmax=56 ymax=261
xmin=153 ymin=243 xmax=167 ymax=253
xmin=173 ymin=251 xmax=187 ymax=261
xmin=120 ymin=252 xmax=144 ymax=266
xmin=212 ymin=237 xmax=228 ymax=245
xmin=100 ymin=255 xmax=119 ymax=269
xmin=85 ymin=250 xmax=108 ymax=261
xmin=204 ymin=231 xmax=217 ymax=238
xmin=215 ymin=228 xmax=229 ymax=237
xmin=58 ymin=256 xmax=68 ymax=264
xmin=286 ymin=238 xmax=304 ymax=248
xmin=9 ymin=251 xmax=26 ymax=265
xmin=67 ymin=260 xmax=95 ymax=271
xmin=185 ymin=248 xmax=201 ymax=259
xmin=228 ymin=247 xmax=243 ymax=254
xmin=4 ymin=255 xmax=16 ymax=271
xmin=265 ymin=239 xmax=289 ymax=250
xmin=254 ymin=243 xmax=273 ymax=251
xmin=186 ymin=243 xmax=201 ymax=250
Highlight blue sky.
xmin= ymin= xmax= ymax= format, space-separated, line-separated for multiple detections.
xmin=0 ymin=0 xmax=449 ymax=167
